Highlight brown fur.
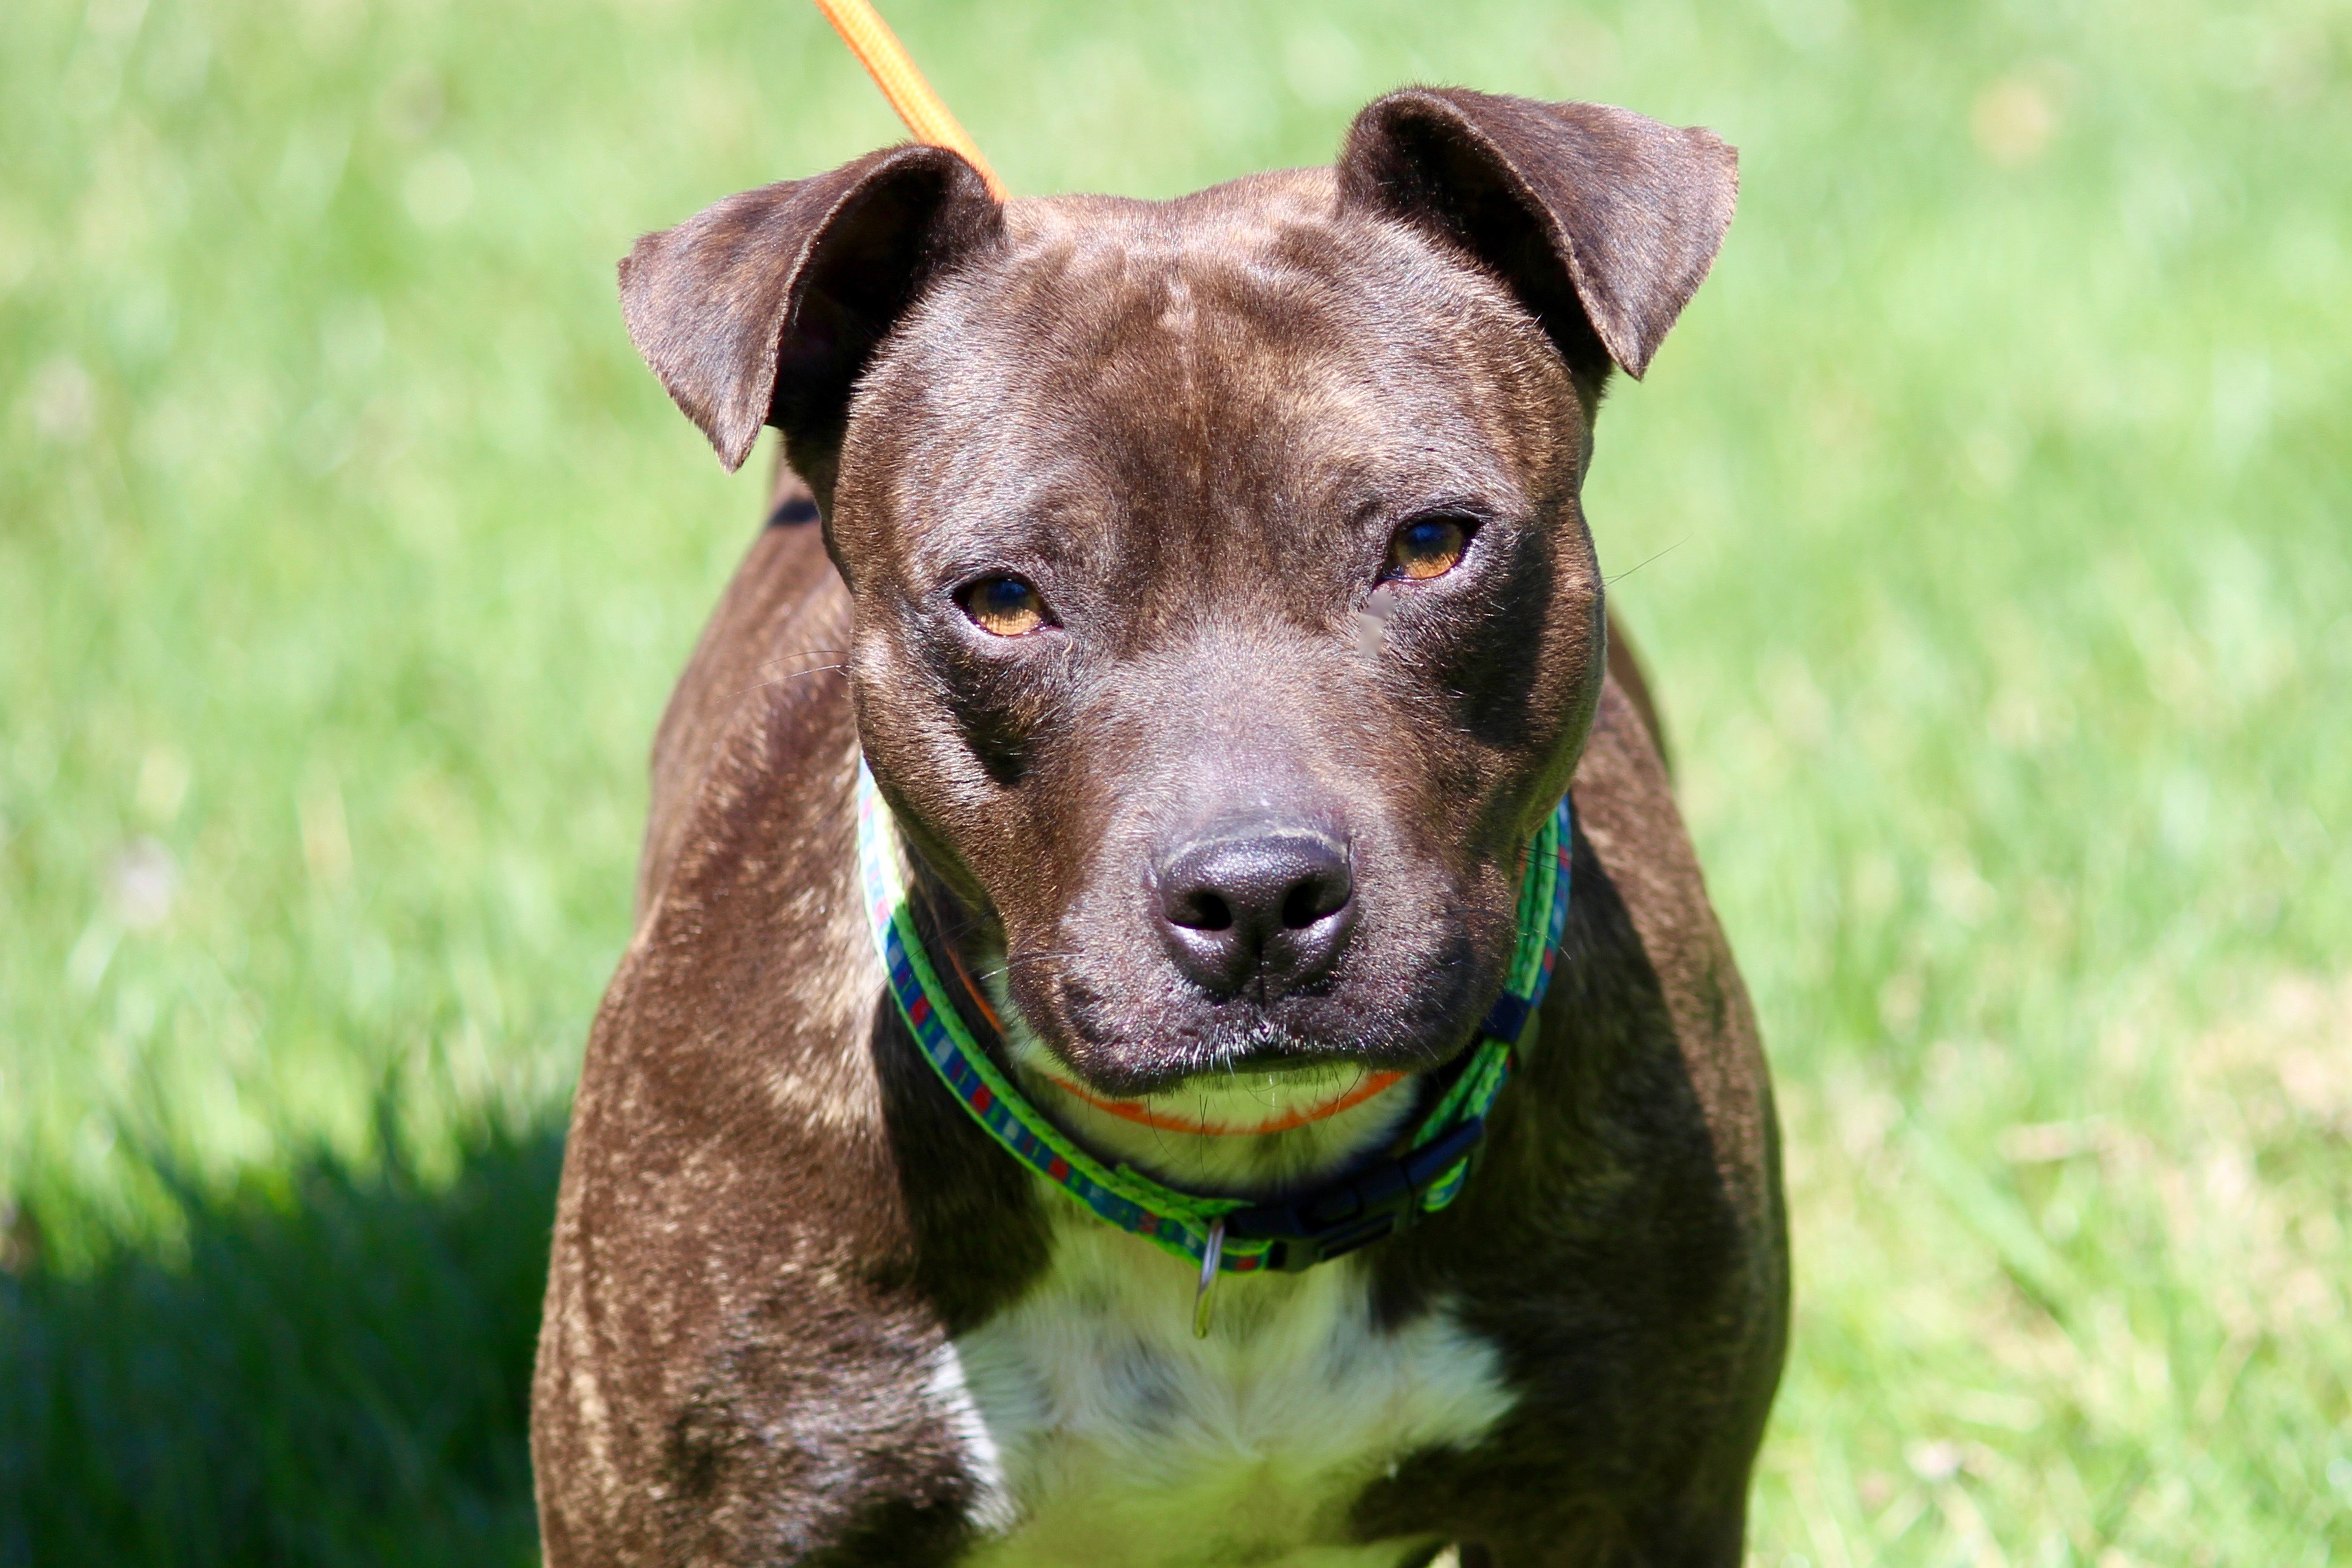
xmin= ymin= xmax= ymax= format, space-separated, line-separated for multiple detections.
xmin=536 ymin=88 xmax=1784 ymax=1565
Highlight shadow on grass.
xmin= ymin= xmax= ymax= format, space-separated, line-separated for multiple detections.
xmin=0 ymin=1116 xmax=563 ymax=1568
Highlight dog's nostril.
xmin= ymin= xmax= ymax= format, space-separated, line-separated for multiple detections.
xmin=1171 ymin=890 xmax=1234 ymax=932
xmin=1281 ymin=876 xmax=1348 ymax=931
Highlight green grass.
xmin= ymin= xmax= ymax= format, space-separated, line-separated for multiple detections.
xmin=3 ymin=0 xmax=2347 ymax=1562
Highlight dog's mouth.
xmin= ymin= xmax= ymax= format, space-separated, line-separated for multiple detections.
xmin=977 ymin=958 xmax=1436 ymax=1189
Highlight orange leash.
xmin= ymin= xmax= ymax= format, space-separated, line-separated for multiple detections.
xmin=809 ymin=0 xmax=1007 ymax=198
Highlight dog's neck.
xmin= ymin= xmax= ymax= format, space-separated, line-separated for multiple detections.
xmin=900 ymin=851 xmax=1421 ymax=1198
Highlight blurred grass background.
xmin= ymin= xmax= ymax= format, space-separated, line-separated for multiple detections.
xmin=3 ymin=0 xmax=2347 ymax=1561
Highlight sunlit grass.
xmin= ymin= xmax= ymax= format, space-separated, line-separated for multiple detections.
xmin=3 ymin=0 xmax=2346 ymax=1562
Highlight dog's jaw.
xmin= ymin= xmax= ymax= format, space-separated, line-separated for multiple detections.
xmin=981 ymin=953 xmax=1423 ymax=1195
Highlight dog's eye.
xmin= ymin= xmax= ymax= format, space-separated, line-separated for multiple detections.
xmin=1385 ymin=516 xmax=1474 ymax=582
xmin=958 ymin=575 xmax=1050 ymax=637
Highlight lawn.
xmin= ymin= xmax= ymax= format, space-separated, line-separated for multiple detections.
xmin=3 ymin=0 xmax=2347 ymax=1562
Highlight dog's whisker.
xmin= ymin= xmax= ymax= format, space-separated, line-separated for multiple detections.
xmin=985 ymin=950 xmax=1079 ymax=975
xmin=727 ymin=664 xmax=849 ymax=698
xmin=1604 ymin=535 xmax=1688 ymax=587
xmin=751 ymin=646 xmax=854 ymax=671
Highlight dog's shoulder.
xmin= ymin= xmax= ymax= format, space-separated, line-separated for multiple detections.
xmin=536 ymin=501 xmax=1016 ymax=1565
xmin=1570 ymin=674 xmax=1779 ymax=1202
xmin=634 ymin=479 xmax=846 ymax=917
xmin=1341 ymin=675 xmax=1786 ymax=1556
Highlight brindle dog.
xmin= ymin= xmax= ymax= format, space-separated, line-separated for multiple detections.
xmin=533 ymin=88 xmax=1786 ymax=1567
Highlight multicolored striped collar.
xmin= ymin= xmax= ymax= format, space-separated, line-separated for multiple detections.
xmin=857 ymin=763 xmax=1573 ymax=1331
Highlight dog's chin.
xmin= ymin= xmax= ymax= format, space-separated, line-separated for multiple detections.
xmin=1024 ymin=1047 xmax=1426 ymax=1198
xmin=981 ymin=985 xmax=1446 ymax=1197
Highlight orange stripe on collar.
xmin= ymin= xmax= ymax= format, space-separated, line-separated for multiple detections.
xmin=1041 ymin=1069 xmax=1410 ymax=1137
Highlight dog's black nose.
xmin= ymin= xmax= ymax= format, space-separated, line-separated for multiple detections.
xmin=1155 ymin=826 xmax=1356 ymax=999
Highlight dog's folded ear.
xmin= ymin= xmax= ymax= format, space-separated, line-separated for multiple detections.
xmin=619 ymin=144 xmax=1001 ymax=479
xmin=1339 ymin=89 xmax=1736 ymax=392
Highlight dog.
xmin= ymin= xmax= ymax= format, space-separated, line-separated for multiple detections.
xmin=533 ymin=88 xmax=1786 ymax=1567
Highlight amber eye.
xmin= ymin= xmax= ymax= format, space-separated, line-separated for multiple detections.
xmin=1386 ymin=516 xmax=1472 ymax=581
xmin=958 ymin=574 xmax=1049 ymax=637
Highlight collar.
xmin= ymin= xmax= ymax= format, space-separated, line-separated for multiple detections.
xmin=857 ymin=764 xmax=1573 ymax=1322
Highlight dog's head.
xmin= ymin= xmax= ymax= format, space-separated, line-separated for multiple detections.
xmin=621 ymin=91 xmax=1733 ymax=1114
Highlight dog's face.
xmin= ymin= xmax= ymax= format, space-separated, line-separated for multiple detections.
xmin=833 ymin=178 xmax=1596 ymax=1096
xmin=619 ymin=89 xmax=1734 ymax=1101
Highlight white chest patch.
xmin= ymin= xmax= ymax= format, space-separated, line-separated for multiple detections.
xmin=937 ymin=1200 xmax=1515 ymax=1567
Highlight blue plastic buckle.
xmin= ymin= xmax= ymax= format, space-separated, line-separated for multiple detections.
xmin=1223 ymin=1115 xmax=1491 ymax=1272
